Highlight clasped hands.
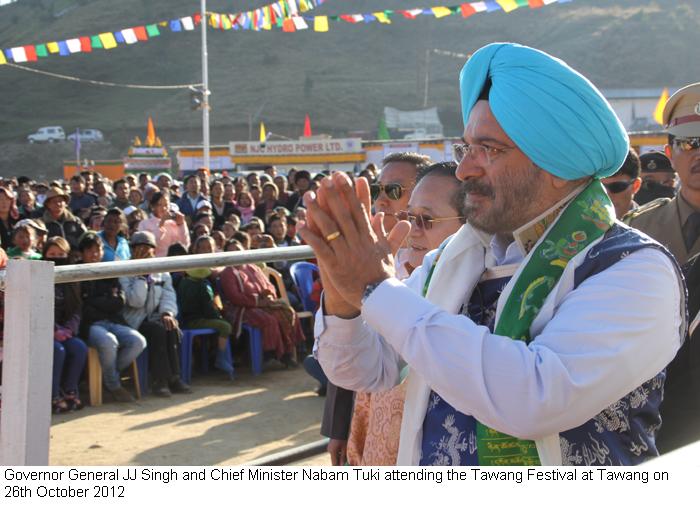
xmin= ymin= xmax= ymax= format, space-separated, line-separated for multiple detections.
xmin=298 ymin=172 xmax=410 ymax=318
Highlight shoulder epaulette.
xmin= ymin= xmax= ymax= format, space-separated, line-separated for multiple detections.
xmin=623 ymin=197 xmax=672 ymax=224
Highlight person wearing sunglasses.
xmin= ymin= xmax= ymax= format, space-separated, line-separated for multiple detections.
xmin=629 ymin=82 xmax=700 ymax=265
xmin=303 ymin=43 xmax=683 ymax=466
xmin=601 ymin=148 xmax=642 ymax=220
xmin=369 ymin=152 xmax=432 ymax=233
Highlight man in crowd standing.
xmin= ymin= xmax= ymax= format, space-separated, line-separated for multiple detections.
xmin=68 ymin=175 xmax=97 ymax=216
xmin=600 ymin=148 xmax=641 ymax=220
xmin=628 ymin=83 xmax=700 ymax=265
xmin=176 ymin=174 xmax=208 ymax=220
xmin=111 ymin=179 xmax=131 ymax=210
xmin=304 ymin=43 xmax=684 ymax=466
xmin=634 ymin=151 xmax=677 ymax=205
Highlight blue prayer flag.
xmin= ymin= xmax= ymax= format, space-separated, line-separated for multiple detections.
xmin=170 ymin=20 xmax=182 ymax=32
xmin=58 ymin=41 xmax=70 ymax=56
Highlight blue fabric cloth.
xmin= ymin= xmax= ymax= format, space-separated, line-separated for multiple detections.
xmin=459 ymin=43 xmax=629 ymax=180
xmin=98 ymin=231 xmax=131 ymax=262
xmin=420 ymin=224 xmax=677 ymax=465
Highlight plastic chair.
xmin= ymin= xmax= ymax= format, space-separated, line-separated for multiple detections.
xmin=263 ymin=266 xmax=314 ymax=321
xmin=290 ymin=262 xmax=319 ymax=313
xmin=179 ymin=327 xmax=217 ymax=385
xmin=242 ymin=324 xmax=263 ymax=376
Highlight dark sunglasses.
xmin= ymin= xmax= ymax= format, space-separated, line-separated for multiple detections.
xmin=395 ymin=210 xmax=465 ymax=230
xmin=370 ymin=183 xmax=406 ymax=201
xmin=673 ymin=137 xmax=700 ymax=153
xmin=604 ymin=180 xmax=634 ymax=194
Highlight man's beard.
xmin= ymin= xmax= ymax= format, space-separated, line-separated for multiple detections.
xmin=463 ymin=163 xmax=543 ymax=234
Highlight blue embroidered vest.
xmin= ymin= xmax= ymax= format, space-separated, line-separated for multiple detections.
xmin=419 ymin=224 xmax=683 ymax=466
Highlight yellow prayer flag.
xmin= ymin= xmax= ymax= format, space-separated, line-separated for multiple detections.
xmin=259 ymin=122 xmax=267 ymax=143
xmin=262 ymin=8 xmax=272 ymax=30
xmin=496 ymin=0 xmax=520 ymax=13
xmin=98 ymin=32 xmax=118 ymax=50
xmin=431 ymin=7 xmax=453 ymax=18
xmin=0 ymin=52 xmax=6 ymax=65
xmin=653 ymin=87 xmax=669 ymax=125
xmin=314 ymin=16 xmax=329 ymax=32
xmin=374 ymin=12 xmax=391 ymax=24
xmin=47 ymin=42 xmax=60 ymax=54
xmin=222 ymin=15 xmax=232 ymax=30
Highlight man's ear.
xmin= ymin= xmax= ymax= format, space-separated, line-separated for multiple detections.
xmin=632 ymin=177 xmax=642 ymax=195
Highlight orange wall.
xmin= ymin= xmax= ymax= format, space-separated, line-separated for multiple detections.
xmin=63 ymin=162 xmax=124 ymax=180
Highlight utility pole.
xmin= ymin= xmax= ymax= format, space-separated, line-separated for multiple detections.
xmin=423 ymin=49 xmax=431 ymax=108
xmin=201 ymin=0 xmax=210 ymax=170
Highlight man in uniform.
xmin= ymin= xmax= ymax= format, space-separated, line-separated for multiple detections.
xmin=634 ymin=151 xmax=677 ymax=205
xmin=628 ymin=83 xmax=700 ymax=265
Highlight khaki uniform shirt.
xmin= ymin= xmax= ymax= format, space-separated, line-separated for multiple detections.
xmin=627 ymin=193 xmax=700 ymax=265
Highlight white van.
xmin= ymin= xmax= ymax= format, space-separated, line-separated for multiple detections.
xmin=67 ymin=129 xmax=104 ymax=143
xmin=27 ymin=126 xmax=66 ymax=143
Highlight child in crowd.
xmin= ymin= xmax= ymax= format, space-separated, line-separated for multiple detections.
xmin=43 ymin=237 xmax=88 ymax=413
xmin=7 ymin=221 xmax=42 ymax=260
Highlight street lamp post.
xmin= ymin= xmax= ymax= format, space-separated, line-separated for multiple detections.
xmin=201 ymin=0 xmax=210 ymax=170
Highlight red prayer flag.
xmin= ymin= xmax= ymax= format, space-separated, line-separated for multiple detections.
xmin=461 ymin=3 xmax=477 ymax=17
xmin=193 ymin=13 xmax=202 ymax=25
xmin=340 ymin=14 xmax=358 ymax=23
xmin=401 ymin=11 xmax=418 ymax=19
xmin=24 ymin=45 xmax=38 ymax=62
xmin=80 ymin=36 xmax=92 ymax=52
xmin=303 ymin=114 xmax=312 ymax=137
xmin=134 ymin=26 xmax=148 ymax=41
xmin=269 ymin=6 xmax=277 ymax=26
xmin=528 ymin=0 xmax=545 ymax=7
xmin=282 ymin=18 xmax=296 ymax=32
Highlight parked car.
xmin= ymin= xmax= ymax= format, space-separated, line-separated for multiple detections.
xmin=27 ymin=126 xmax=66 ymax=143
xmin=67 ymin=129 xmax=104 ymax=143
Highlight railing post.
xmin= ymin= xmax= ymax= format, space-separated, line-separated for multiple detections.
xmin=0 ymin=260 xmax=54 ymax=465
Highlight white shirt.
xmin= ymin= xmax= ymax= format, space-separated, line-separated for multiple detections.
xmin=315 ymin=233 xmax=683 ymax=444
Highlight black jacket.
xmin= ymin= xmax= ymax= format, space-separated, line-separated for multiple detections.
xmin=80 ymin=277 xmax=126 ymax=337
xmin=44 ymin=210 xmax=86 ymax=250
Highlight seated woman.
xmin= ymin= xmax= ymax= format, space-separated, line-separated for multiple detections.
xmin=120 ymin=231 xmax=191 ymax=397
xmin=79 ymin=232 xmax=147 ymax=403
xmin=219 ymin=239 xmax=305 ymax=368
xmin=43 ymin=237 xmax=88 ymax=413
xmin=137 ymin=191 xmax=190 ymax=257
xmin=176 ymin=235 xmax=234 ymax=379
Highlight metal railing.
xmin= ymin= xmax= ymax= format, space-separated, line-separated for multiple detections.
xmin=0 ymin=246 xmax=315 ymax=465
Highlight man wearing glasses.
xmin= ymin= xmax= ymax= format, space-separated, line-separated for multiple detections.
xmin=600 ymin=149 xmax=642 ymax=220
xmin=302 ymin=43 xmax=685 ymax=466
xmin=628 ymin=83 xmax=700 ymax=265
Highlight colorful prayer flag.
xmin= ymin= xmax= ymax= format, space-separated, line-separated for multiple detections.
xmin=134 ymin=26 xmax=148 ymax=41
xmin=47 ymin=42 xmax=60 ymax=53
xmin=314 ymin=15 xmax=328 ymax=32
xmin=402 ymin=9 xmax=424 ymax=19
xmin=91 ymin=36 xmax=103 ymax=49
xmin=181 ymin=16 xmax=195 ymax=31
xmin=374 ymin=12 xmax=391 ymax=24
xmin=282 ymin=18 xmax=296 ymax=32
xmin=293 ymin=15 xmax=308 ymax=30
xmin=431 ymin=6 xmax=453 ymax=18
xmin=471 ymin=1 xmax=489 ymax=12
xmin=654 ymin=88 xmax=669 ymax=125
xmin=24 ymin=45 xmax=38 ymax=62
xmin=0 ymin=52 xmax=6 ymax=65
xmin=35 ymin=44 xmax=48 ymax=57
xmin=114 ymin=32 xmax=125 ymax=44
xmin=79 ymin=37 xmax=92 ymax=52
xmin=146 ymin=24 xmax=160 ymax=37
xmin=122 ymin=28 xmax=137 ymax=44
xmin=528 ymin=0 xmax=545 ymax=6
xmin=496 ymin=0 xmax=521 ymax=11
xmin=98 ymin=32 xmax=118 ymax=49
xmin=11 ymin=47 xmax=27 ymax=63
xmin=170 ymin=20 xmax=182 ymax=32
xmin=66 ymin=38 xmax=82 ymax=53
xmin=58 ymin=41 xmax=70 ymax=56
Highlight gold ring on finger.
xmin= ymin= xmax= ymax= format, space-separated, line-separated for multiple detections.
xmin=325 ymin=231 xmax=341 ymax=242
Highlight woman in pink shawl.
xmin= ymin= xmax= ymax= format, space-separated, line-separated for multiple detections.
xmin=219 ymin=239 xmax=304 ymax=366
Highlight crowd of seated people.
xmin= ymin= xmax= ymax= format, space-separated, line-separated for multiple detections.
xmin=0 ymin=165 xmax=343 ymax=412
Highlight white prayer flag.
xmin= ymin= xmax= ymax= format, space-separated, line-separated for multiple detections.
xmin=181 ymin=16 xmax=195 ymax=31
xmin=11 ymin=47 xmax=27 ymax=63
xmin=470 ymin=2 xmax=488 ymax=12
xmin=121 ymin=28 xmax=138 ymax=44
xmin=292 ymin=15 xmax=308 ymax=30
xmin=66 ymin=38 xmax=82 ymax=53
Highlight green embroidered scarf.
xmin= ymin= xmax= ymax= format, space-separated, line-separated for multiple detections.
xmin=424 ymin=179 xmax=616 ymax=466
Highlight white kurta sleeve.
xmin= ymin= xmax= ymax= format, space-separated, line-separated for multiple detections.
xmin=360 ymin=248 xmax=683 ymax=440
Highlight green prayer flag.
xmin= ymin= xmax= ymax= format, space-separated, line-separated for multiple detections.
xmin=378 ymin=117 xmax=390 ymax=140
xmin=91 ymin=35 xmax=103 ymax=49
xmin=146 ymin=24 xmax=161 ymax=37
xmin=35 ymin=44 xmax=48 ymax=58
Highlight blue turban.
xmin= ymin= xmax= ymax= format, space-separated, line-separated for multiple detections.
xmin=460 ymin=43 xmax=629 ymax=180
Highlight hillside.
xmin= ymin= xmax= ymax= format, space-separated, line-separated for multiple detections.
xmin=1 ymin=0 xmax=699 ymax=177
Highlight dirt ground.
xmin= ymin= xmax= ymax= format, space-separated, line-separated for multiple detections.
xmin=49 ymin=366 xmax=331 ymax=466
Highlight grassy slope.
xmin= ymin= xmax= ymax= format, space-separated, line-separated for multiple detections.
xmin=0 ymin=0 xmax=698 ymax=150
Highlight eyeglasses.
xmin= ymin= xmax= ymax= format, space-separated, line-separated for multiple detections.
xmin=673 ymin=137 xmax=700 ymax=153
xmin=603 ymin=180 xmax=634 ymax=194
xmin=370 ymin=182 xmax=407 ymax=201
xmin=452 ymin=142 xmax=514 ymax=165
xmin=395 ymin=210 xmax=465 ymax=230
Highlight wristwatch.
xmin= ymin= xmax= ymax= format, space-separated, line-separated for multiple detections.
xmin=362 ymin=279 xmax=385 ymax=304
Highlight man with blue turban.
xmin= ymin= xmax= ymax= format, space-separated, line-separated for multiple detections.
xmin=300 ymin=43 xmax=686 ymax=465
